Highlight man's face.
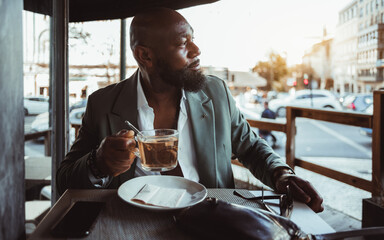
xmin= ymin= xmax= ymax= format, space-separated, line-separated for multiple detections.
xmin=153 ymin=20 xmax=206 ymax=92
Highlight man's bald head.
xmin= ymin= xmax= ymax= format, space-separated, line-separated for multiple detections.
xmin=130 ymin=7 xmax=188 ymax=51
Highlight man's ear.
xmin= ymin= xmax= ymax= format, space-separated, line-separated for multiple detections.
xmin=134 ymin=46 xmax=153 ymax=68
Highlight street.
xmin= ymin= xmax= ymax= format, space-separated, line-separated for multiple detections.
xmin=275 ymin=119 xmax=371 ymax=159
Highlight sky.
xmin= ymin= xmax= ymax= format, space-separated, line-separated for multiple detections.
xmin=27 ymin=0 xmax=353 ymax=72
xmin=178 ymin=0 xmax=352 ymax=70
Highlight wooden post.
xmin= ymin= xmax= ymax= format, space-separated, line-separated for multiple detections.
xmin=285 ymin=107 xmax=296 ymax=169
xmin=51 ymin=0 xmax=69 ymax=204
xmin=372 ymin=91 xmax=384 ymax=197
xmin=44 ymin=130 xmax=52 ymax=156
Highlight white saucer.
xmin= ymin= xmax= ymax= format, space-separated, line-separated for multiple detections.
xmin=117 ymin=175 xmax=207 ymax=211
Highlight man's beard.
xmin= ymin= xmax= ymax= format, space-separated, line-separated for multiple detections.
xmin=156 ymin=60 xmax=206 ymax=92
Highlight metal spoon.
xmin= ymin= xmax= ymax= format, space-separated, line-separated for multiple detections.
xmin=125 ymin=120 xmax=144 ymax=137
xmin=124 ymin=120 xmax=142 ymax=158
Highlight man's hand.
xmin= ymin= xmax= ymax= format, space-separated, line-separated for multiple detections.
xmin=95 ymin=129 xmax=138 ymax=177
xmin=274 ymin=168 xmax=324 ymax=213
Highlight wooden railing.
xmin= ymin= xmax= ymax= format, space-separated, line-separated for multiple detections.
xmin=24 ymin=124 xmax=81 ymax=157
xmin=243 ymin=90 xmax=384 ymax=197
xmin=25 ymin=129 xmax=51 ymax=156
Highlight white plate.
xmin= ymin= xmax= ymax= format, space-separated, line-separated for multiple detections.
xmin=117 ymin=175 xmax=207 ymax=211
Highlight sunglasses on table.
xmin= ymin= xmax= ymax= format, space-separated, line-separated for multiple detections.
xmin=233 ymin=185 xmax=293 ymax=218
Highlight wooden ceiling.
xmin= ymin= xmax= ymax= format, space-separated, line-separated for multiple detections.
xmin=24 ymin=0 xmax=219 ymax=22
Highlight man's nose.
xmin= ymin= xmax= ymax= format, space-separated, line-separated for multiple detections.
xmin=188 ymin=41 xmax=201 ymax=58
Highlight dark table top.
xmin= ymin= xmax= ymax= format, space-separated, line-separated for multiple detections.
xmin=29 ymin=188 xmax=333 ymax=239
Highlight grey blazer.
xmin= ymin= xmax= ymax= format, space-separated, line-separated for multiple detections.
xmin=57 ymin=71 xmax=289 ymax=195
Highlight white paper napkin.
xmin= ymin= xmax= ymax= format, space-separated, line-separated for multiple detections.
xmin=131 ymin=184 xmax=187 ymax=208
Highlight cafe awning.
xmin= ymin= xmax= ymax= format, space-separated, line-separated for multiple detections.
xmin=23 ymin=0 xmax=219 ymax=22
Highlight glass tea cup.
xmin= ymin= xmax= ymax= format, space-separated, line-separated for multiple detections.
xmin=135 ymin=129 xmax=179 ymax=172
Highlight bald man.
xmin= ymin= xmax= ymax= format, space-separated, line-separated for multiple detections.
xmin=57 ymin=7 xmax=323 ymax=212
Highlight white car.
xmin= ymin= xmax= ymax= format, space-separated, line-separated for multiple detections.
xmin=269 ymin=89 xmax=342 ymax=117
xmin=24 ymin=96 xmax=49 ymax=115
xmin=69 ymin=107 xmax=85 ymax=125
xmin=30 ymin=107 xmax=85 ymax=142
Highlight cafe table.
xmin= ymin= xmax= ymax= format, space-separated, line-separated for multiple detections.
xmin=29 ymin=189 xmax=334 ymax=239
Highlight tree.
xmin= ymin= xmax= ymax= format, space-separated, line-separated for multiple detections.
xmin=252 ymin=51 xmax=288 ymax=91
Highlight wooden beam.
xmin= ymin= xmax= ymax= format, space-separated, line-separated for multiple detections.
xmin=247 ymin=119 xmax=286 ymax=132
xmin=285 ymin=107 xmax=296 ymax=169
xmin=291 ymin=107 xmax=372 ymax=128
xmin=295 ymin=158 xmax=373 ymax=192
xmin=372 ymin=91 xmax=384 ymax=197
xmin=24 ymin=130 xmax=51 ymax=141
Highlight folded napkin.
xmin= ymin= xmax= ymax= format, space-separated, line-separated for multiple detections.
xmin=131 ymin=184 xmax=187 ymax=208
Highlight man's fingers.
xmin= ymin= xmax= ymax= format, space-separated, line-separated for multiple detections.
xmin=289 ymin=177 xmax=324 ymax=213
xmin=105 ymin=137 xmax=136 ymax=150
xmin=288 ymin=178 xmax=311 ymax=203
xmin=115 ymin=129 xmax=135 ymax=138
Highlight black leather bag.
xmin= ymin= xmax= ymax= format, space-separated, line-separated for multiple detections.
xmin=174 ymin=198 xmax=384 ymax=240
xmin=174 ymin=197 xmax=306 ymax=240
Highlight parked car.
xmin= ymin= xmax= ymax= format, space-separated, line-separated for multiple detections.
xmin=268 ymin=89 xmax=342 ymax=117
xmin=359 ymin=103 xmax=373 ymax=137
xmin=342 ymin=93 xmax=373 ymax=112
xmin=24 ymin=96 xmax=49 ymax=115
xmin=69 ymin=107 xmax=85 ymax=125
xmin=30 ymin=107 xmax=85 ymax=142
xmin=337 ymin=92 xmax=352 ymax=105
xmin=69 ymin=99 xmax=87 ymax=112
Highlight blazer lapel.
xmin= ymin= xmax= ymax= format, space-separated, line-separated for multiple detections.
xmin=186 ymin=91 xmax=217 ymax=187
xmin=107 ymin=70 xmax=140 ymax=184
xmin=108 ymin=70 xmax=139 ymax=135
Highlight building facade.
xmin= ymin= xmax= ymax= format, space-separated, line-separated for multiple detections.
xmin=334 ymin=0 xmax=384 ymax=93
xmin=302 ymin=38 xmax=333 ymax=90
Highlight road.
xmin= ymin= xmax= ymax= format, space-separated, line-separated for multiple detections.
xmin=275 ymin=118 xmax=371 ymax=159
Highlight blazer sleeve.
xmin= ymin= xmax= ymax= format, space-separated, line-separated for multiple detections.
xmin=222 ymin=81 xmax=291 ymax=189
xmin=56 ymin=96 xmax=101 ymax=195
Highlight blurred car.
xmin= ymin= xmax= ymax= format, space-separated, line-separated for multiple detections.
xmin=30 ymin=107 xmax=85 ymax=142
xmin=342 ymin=93 xmax=373 ymax=112
xmin=269 ymin=89 xmax=342 ymax=117
xmin=69 ymin=107 xmax=85 ymax=125
xmin=359 ymin=103 xmax=373 ymax=137
xmin=24 ymin=96 xmax=49 ymax=115
xmin=30 ymin=112 xmax=49 ymax=133
xmin=70 ymin=99 xmax=87 ymax=112
xmin=337 ymin=92 xmax=352 ymax=105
